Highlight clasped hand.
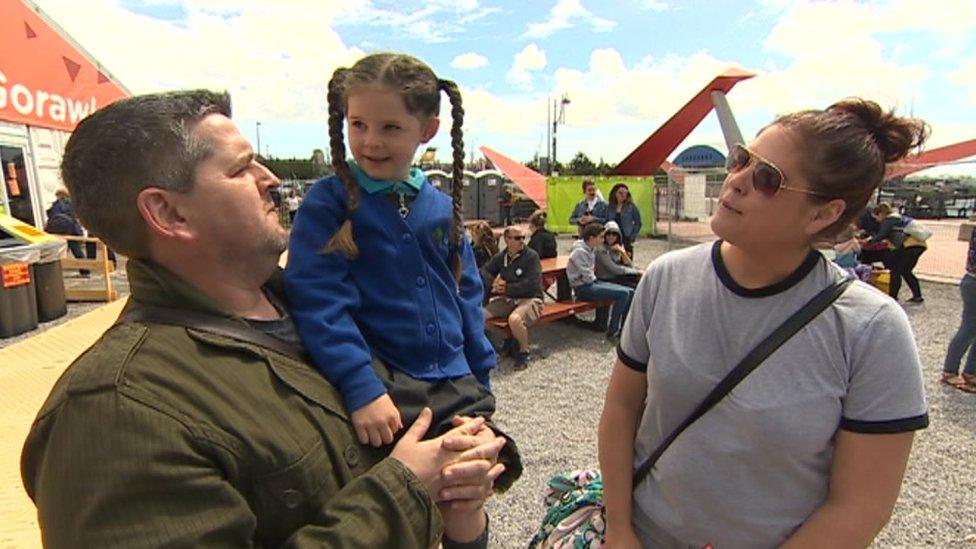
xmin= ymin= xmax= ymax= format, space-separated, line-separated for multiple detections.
xmin=390 ymin=408 xmax=507 ymax=510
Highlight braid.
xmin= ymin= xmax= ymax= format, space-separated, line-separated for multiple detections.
xmin=322 ymin=68 xmax=359 ymax=258
xmin=440 ymin=79 xmax=465 ymax=283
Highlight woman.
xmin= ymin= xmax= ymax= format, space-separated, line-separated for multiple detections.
xmin=941 ymin=225 xmax=976 ymax=393
xmin=527 ymin=209 xmax=557 ymax=259
xmin=595 ymin=221 xmax=641 ymax=288
xmin=468 ymin=220 xmax=499 ymax=268
xmin=599 ymin=99 xmax=929 ymax=548
xmin=607 ymin=183 xmax=642 ymax=258
xmin=865 ymin=202 xmax=927 ymax=302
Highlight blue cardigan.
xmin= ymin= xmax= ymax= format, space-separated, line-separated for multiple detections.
xmin=285 ymin=175 xmax=495 ymax=413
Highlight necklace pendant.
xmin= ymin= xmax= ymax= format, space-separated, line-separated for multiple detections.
xmin=397 ymin=193 xmax=410 ymax=219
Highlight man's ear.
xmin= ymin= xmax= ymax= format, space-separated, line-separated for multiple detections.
xmin=136 ymin=187 xmax=193 ymax=241
xmin=420 ymin=117 xmax=440 ymax=143
xmin=805 ymin=198 xmax=846 ymax=236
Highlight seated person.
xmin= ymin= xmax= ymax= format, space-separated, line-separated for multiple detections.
xmin=527 ymin=209 xmax=557 ymax=259
xmin=595 ymin=221 xmax=642 ymax=288
xmin=481 ymin=226 xmax=544 ymax=370
xmin=469 ymin=220 xmax=499 ymax=269
xmin=567 ymin=222 xmax=634 ymax=342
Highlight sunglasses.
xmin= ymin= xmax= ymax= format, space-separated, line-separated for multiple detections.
xmin=506 ymin=235 xmax=525 ymax=241
xmin=726 ymin=144 xmax=828 ymax=199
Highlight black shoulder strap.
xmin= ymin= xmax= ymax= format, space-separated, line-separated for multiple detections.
xmin=633 ymin=276 xmax=854 ymax=488
xmin=117 ymin=306 xmax=308 ymax=363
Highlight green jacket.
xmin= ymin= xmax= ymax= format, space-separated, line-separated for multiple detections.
xmin=21 ymin=259 xmax=443 ymax=548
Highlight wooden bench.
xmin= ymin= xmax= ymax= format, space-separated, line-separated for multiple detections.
xmin=59 ymin=235 xmax=118 ymax=302
xmin=486 ymin=299 xmax=605 ymax=334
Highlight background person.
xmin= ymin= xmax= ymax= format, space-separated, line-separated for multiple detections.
xmin=481 ymin=226 xmax=544 ymax=370
xmin=607 ymin=182 xmax=642 ymax=258
xmin=568 ymin=178 xmax=608 ymax=237
xmin=864 ymin=202 xmax=927 ymax=302
xmin=941 ymin=224 xmax=976 ymax=393
xmin=600 ymin=98 xmax=929 ymax=548
xmin=567 ymin=222 xmax=634 ymax=341
xmin=527 ymin=209 xmax=557 ymax=260
xmin=23 ymin=90 xmax=505 ymax=548
xmin=469 ymin=219 xmax=500 ymax=269
xmin=595 ymin=221 xmax=642 ymax=288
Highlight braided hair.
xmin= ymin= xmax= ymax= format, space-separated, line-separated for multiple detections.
xmin=323 ymin=53 xmax=466 ymax=282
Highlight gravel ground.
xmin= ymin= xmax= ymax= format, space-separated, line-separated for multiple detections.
xmin=486 ymin=236 xmax=976 ymax=547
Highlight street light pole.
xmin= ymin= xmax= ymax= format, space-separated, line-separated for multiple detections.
xmin=256 ymin=121 xmax=262 ymax=158
xmin=551 ymin=94 xmax=570 ymax=176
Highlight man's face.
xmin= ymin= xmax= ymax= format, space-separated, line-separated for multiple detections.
xmin=505 ymin=229 xmax=526 ymax=254
xmin=584 ymin=183 xmax=597 ymax=199
xmin=181 ymin=114 xmax=288 ymax=262
xmin=586 ymin=232 xmax=604 ymax=248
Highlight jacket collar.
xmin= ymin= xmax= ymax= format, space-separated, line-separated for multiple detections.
xmin=126 ymin=258 xmax=285 ymax=318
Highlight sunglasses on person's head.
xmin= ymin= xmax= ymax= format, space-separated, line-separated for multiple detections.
xmin=726 ymin=144 xmax=828 ymax=199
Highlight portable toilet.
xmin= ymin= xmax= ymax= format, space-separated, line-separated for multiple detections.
xmin=424 ymin=169 xmax=451 ymax=196
xmin=477 ymin=170 xmax=504 ymax=226
xmin=461 ymin=171 xmax=479 ymax=221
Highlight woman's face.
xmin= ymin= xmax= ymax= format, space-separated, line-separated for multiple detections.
xmin=710 ymin=124 xmax=838 ymax=251
xmin=615 ymin=186 xmax=629 ymax=202
xmin=605 ymin=232 xmax=619 ymax=245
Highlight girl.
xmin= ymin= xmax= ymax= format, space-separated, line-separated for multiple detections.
xmin=607 ymin=182 xmax=642 ymax=258
xmin=284 ymin=54 xmax=519 ymax=501
xmin=595 ymin=221 xmax=642 ymax=288
xmin=469 ymin=220 xmax=499 ymax=268
xmin=599 ymin=99 xmax=929 ymax=548
xmin=527 ymin=209 xmax=557 ymax=260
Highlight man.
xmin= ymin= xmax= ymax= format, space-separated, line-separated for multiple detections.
xmin=566 ymin=222 xmax=634 ymax=342
xmin=568 ymin=178 xmax=608 ymax=237
xmin=498 ymin=182 xmax=514 ymax=226
xmin=21 ymin=90 xmax=510 ymax=548
xmin=481 ymin=226 xmax=544 ymax=370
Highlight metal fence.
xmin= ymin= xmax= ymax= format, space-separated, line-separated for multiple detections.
xmin=654 ymin=167 xmax=968 ymax=285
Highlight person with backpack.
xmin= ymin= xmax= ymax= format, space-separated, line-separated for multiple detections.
xmin=865 ymin=202 xmax=927 ymax=302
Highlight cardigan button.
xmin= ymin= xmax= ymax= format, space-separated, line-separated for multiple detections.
xmin=416 ymin=276 xmax=426 ymax=287
xmin=426 ymin=323 xmax=436 ymax=335
xmin=402 ymin=233 xmax=412 ymax=242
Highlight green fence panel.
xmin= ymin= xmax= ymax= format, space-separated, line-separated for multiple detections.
xmin=546 ymin=176 xmax=656 ymax=235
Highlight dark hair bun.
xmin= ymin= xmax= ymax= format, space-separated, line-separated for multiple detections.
xmin=828 ymin=98 xmax=929 ymax=163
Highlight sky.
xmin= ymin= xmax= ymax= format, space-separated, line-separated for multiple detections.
xmin=29 ymin=0 xmax=976 ymax=176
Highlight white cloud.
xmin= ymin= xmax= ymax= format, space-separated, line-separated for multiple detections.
xmin=451 ymin=52 xmax=488 ymax=70
xmin=335 ymin=0 xmax=500 ymax=43
xmin=523 ymin=0 xmax=616 ymax=39
xmin=947 ymin=57 xmax=976 ymax=98
xmin=32 ymin=0 xmax=364 ymax=122
xmin=506 ymin=44 xmax=547 ymax=88
xmin=640 ymin=0 xmax=670 ymax=12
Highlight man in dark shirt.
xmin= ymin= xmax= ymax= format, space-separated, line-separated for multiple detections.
xmin=481 ymin=226 xmax=544 ymax=370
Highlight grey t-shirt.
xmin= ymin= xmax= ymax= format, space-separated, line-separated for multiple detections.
xmin=618 ymin=241 xmax=928 ymax=549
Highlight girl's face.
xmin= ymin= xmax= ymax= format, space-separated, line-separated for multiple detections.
xmin=615 ymin=186 xmax=629 ymax=202
xmin=605 ymin=232 xmax=619 ymax=245
xmin=346 ymin=88 xmax=439 ymax=181
xmin=710 ymin=124 xmax=844 ymax=251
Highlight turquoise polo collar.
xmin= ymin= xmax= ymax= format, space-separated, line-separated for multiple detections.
xmin=350 ymin=162 xmax=425 ymax=195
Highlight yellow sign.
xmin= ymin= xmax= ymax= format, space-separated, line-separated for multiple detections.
xmin=0 ymin=214 xmax=59 ymax=244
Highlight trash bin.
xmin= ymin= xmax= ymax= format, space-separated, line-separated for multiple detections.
xmin=34 ymin=239 xmax=68 ymax=322
xmin=0 ymin=244 xmax=40 ymax=338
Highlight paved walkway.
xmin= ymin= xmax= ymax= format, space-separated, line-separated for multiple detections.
xmin=0 ymin=298 xmax=127 ymax=549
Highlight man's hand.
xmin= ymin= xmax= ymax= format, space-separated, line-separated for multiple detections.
xmin=437 ymin=417 xmax=507 ymax=509
xmin=491 ymin=276 xmax=506 ymax=295
xmin=580 ymin=214 xmax=593 ymax=225
xmin=390 ymin=409 xmax=501 ymax=498
xmin=351 ymin=394 xmax=402 ymax=447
